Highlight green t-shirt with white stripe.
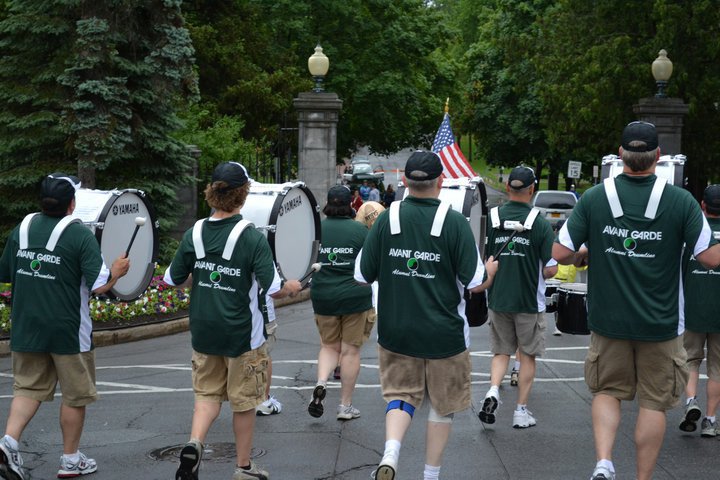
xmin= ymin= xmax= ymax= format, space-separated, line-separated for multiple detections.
xmin=486 ymin=201 xmax=555 ymax=313
xmin=683 ymin=216 xmax=720 ymax=333
xmin=0 ymin=215 xmax=105 ymax=353
xmin=558 ymin=174 xmax=713 ymax=341
xmin=311 ymin=217 xmax=372 ymax=315
xmin=355 ymin=196 xmax=484 ymax=359
xmin=166 ymin=215 xmax=279 ymax=357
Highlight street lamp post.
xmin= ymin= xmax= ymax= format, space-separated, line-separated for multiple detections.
xmin=308 ymin=44 xmax=329 ymax=93
xmin=651 ymin=49 xmax=673 ymax=98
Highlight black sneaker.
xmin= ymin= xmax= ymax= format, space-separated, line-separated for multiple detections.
xmin=478 ymin=395 xmax=498 ymax=424
xmin=175 ymin=440 xmax=202 ymax=480
xmin=308 ymin=384 xmax=326 ymax=418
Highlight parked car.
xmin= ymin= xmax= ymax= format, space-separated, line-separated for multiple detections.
xmin=343 ymin=157 xmax=384 ymax=184
xmin=532 ymin=190 xmax=577 ymax=222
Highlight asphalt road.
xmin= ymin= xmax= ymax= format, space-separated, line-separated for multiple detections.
xmin=1 ymin=297 xmax=717 ymax=480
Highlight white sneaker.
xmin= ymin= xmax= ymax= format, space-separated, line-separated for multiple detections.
xmin=590 ymin=465 xmax=615 ymax=480
xmin=255 ymin=396 xmax=282 ymax=416
xmin=512 ymin=408 xmax=537 ymax=428
xmin=478 ymin=393 xmax=499 ymax=424
xmin=336 ymin=404 xmax=360 ymax=420
xmin=0 ymin=435 xmax=25 ymax=480
xmin=553 ymin=325 xmax=562 ymax=336
xmin=57 ymin=451 xmax=97 ymax=478
xmin=370 ymin=453 xmax=398 ymax=480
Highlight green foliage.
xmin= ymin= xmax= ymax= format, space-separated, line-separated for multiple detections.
xmin=0 ymin=0 xmax=198 ymax=246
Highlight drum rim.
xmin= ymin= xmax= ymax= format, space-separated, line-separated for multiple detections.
xmin=96 ymin=189 xmax=159 ymax=301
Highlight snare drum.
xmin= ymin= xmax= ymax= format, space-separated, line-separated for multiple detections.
xmin=241 ymin=181 xmax=321 ymax=285
xmin=556 ymin=282 xmax=589 ymax=335
xmin=545 ymin=278 xmax=562 ymax=313
xmin=72 ymin=189 xmax=159 ymax=301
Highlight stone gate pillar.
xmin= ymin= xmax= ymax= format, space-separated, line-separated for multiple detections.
xmin=293 ymin=91 xmax=343 ymax=210
xmin=633 ymin=97 xmax=689 ymax=156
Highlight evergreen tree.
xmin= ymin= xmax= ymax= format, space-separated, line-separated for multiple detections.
xmin=0 ymin=0 xmax=197 ymax=245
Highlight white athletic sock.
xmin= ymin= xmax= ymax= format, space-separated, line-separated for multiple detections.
xmin=707 ymin=415 xmax=716 ymax=423
xmin=686 ymin=396 xmax=696 ymax=405
xmin=514 ymin=360 xmax=520 ymax=370
xmin=63 ymin=451 xmax=80 ymax=463
xmin=2 ymin=435 xmax=18 ymax=450
xmin=423 ymin=464 xmax=441 ymax=480
xmin=516 ymin=404 xmax=527 ymax=412
xmin=596 ymin=459 xmax=615 ymax=474
xmin=317 ymin=380 xmax=327 ymax=388
xmin=487 ymin=385 xmax=499 ymax=399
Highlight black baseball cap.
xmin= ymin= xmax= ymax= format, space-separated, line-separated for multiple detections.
xmin=327 ymin=185 xmax=352 ymax=206
xmin=621 ymin=121 xmax=659 ymax=152
xmin=703 ymin=184 xmax=720 ymax=215
xmin=41 ymin=172 xmax=81 ymax=204
xmin=212 ymin=162 xmax=250 ymax=188
xmin=508 ymin=166 xmax=536 ymax=190
xmin=404 ymin=151 xmax=443 ymax=181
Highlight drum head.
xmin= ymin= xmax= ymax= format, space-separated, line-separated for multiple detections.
xmin=269 ymin=185 xmax=320 ymax=282
xmin=96 ymin=191 xmax=158 ymax=300
xmin=558 ymin=282 xmax=587 ymax=294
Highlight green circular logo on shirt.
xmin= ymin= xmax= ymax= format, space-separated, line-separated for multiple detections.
xmin=30 ymin=260 xmax=41 ymax=271
xmin=328 ymin=252 xmax=338 ymax=263
xmin=623 ymin=238 xmax=637 ymax=251
xmin=508 ymin=241 xmax=516 ymax=252
xmin=407 ymin=258 xmax=418 ymax=271
xmin=209 ymin=271 xmax=221 ymax=283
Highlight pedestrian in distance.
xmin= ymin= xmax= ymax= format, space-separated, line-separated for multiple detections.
xmin=382 ymin=184 xmax=396 ymax=207
xmin=368 ymin=182 xmax=381 ymax=203
xmin=678 ymin=184 xmax=720 ymax=438
xmin=308 ymin=185 xmax=375 ymax=422
xmin=164 ymin=162 xmax=301 ymax=480
xmin=553 ymin=121 xmax=720 ymax=480
xmin=480 ymin=166 xmax=557 ymax=429
xmin=351 ymin=188 xmax=364 ymax=215
xmin=355 ymin=150 xmax=498 ymax=480
xmin=359 ymin=180 xmax=371 ymax=202
xmin=0 ymin=172 xmax=130 ymax=480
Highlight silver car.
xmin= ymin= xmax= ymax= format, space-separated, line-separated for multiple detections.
xmin=532 ymin=190 xmax=577 ymax=222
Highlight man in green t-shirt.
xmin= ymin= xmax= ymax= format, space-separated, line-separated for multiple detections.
xmin=679 ymin=184 xmax=720 ymax=438
xmin=480 ymin=166 xmax=557 ymax=430
xmin=0 ymin=173 xmax=129 ymax=480
xmin=355 ymin=151 xmax=498 ymax=480
xmin=553 ymin=122 xmax=720 ymax=480
xmin=165 ymin=162 xmax=301 ymax=480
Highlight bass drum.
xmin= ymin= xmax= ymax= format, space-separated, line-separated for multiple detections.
xmin=398 ymin=177 xmax=489 ymax=326
xmin=241 ymin=181 xmax=321 ymax=286
xmin=72 ymin=189 xmax=159 ymax=301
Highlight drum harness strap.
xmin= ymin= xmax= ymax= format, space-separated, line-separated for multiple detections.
xmin=489 ymin=206 xmax=540 ymax=231
xmin=19 ymin=213 xmax=83 ymax=252
xmin=603 ymin=176 xmax=666 ymax=220
xmin=389 ymin=199 xmax=451 ymax=237
xmin=192 ymin=218 xmax=255 ymax=260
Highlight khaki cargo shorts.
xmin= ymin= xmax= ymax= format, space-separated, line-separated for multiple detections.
xmin=315 ymin=308 xmax=376 ymax=347
xmin=265 ymin=321 xmax=278 ymax=353
xmin=378 ymin=345 xmax=471 ymax=417
xmin=683 ymin=330 xmax=720 ymax=383
xmin=191 ymin=345 xmax=269 ymax=412
xmin=489 ymin=310 xmax=546 ymax=357
xmin=12 ymin=351 xmax=97 ymax=407
xmin=585 ymin=333 xmax=688 ymax=411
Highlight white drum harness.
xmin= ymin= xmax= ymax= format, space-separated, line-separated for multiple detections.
xmin=19 ymin=213 xmax=82 ymax=252
xmin=603 ymin=176 xmax=666 ymax=220
xmin=192 ymin=218 xmax=255 ymax=260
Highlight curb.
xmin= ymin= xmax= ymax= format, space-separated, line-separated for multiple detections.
xmin=0 ymin=289 xmax=310 ymax=357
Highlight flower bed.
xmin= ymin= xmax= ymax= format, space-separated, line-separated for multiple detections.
xmin=0 ymin=274 xmax=190 ymax=337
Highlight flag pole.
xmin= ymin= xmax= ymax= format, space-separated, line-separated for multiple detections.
xmin=444 ymin=97 xmax=449 ymax=115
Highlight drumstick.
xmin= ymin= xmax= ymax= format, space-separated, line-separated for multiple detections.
xmin=495 ymin=221 xmax=526 ymax=256
xmin=299 ymin=262 xmax=322 ymax=283
xmin=125 ymin=217 xmax=146 ymax=256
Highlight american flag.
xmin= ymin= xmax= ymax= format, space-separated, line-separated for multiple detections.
xmin=431 ymin=113 xmax=475 ymax=178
